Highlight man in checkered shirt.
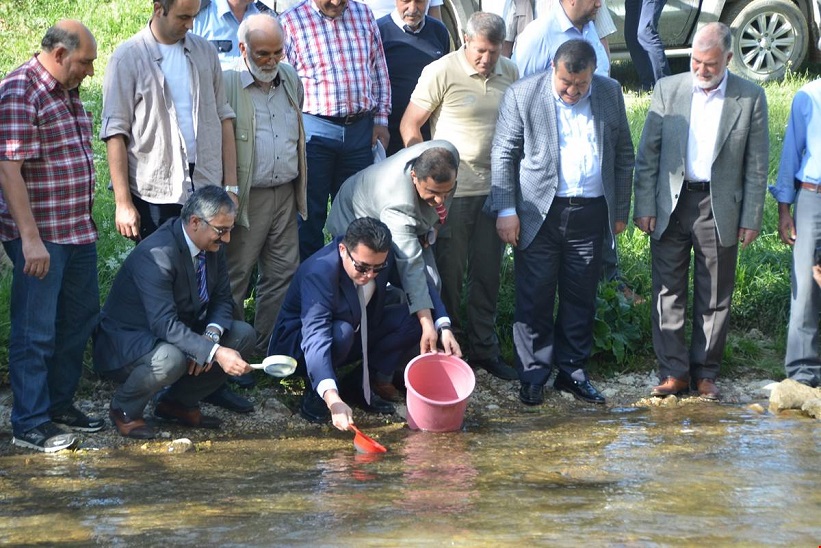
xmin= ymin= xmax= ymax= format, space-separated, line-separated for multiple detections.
xmin=0 ymin=20 xmax=104 ymax=452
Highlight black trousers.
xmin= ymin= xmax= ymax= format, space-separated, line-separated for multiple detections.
xmin=513 ymin=197 xmax=607 ymax=385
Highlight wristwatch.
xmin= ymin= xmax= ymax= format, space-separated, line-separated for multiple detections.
xmin=204 ymin=330 xmax=221 ymax=343
xmin=224 ymin=185 xmax=239 ymax=195
xmin=437 ymin=324 xmax=452 ymax=336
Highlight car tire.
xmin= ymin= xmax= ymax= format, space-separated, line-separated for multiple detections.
xmin=720 ymin=0 xmax=809 ymax=82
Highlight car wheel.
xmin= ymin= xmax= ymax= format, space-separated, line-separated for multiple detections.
xmin=720 ymin=0 xmax=809 ymax=82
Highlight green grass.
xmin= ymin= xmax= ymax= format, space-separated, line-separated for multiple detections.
xmin=0 ymin=0 xmax=816 ymax=384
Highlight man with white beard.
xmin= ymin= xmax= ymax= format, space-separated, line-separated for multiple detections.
xmin=221 ymin=13 xmax=307 ymax=356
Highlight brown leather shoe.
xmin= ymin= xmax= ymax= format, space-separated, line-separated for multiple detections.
xmin=372 ymin=381 xmax=403 ymax=402
xmin=696 ymin=378 xmax=721 ymax=401
xmin=109 ymin=406 xmax=155 ymax=439
xmin=651 ymin=376 xmax=689 ymax=397
xmin=154 ymin=399 xmax=221 ymax=429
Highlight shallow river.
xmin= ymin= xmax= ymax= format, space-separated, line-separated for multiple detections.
xmin=0 ymin=404 xmax=818 ymax=546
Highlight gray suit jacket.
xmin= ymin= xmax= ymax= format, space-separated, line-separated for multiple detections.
xmin=489 ymin=71 xmax=634 ymax=250
xmin=633 ymin=71 xmax=769 ymax=246
xmin=325 ymin=140 xmax=459 ymax=314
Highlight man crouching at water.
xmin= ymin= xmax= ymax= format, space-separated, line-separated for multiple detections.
xmin=94 ymin=187 xmax=255 ymax=439
xmin=269 ymin=217 xmax=461 ymax=430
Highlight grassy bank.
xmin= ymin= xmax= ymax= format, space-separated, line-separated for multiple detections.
xmin=0 ymin=0 xmax=815 ymax=384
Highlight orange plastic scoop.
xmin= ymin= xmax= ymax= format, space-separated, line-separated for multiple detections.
xmin=349 ymin=425 xmax=387 ymax=454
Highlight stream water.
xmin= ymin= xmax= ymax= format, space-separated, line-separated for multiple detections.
xmin=0 ymin=404 xmax=818 ymax=546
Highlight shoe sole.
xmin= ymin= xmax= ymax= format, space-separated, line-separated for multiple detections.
xmin=11 ymin=435 xmax=78 ymax=453
xmin=554 ymin=385 xmax=606 ymax=405
xmin=52 ymin=421 xmax=105 ymax=433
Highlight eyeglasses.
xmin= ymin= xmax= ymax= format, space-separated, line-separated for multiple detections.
xmin=345 ymin=247 xmax=388 ymax=274
xmin=202 ymin=218 xmax=234 ymax=237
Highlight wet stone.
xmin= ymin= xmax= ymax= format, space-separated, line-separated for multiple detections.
xmin=768 ymin=379 xmax=821 ymax=414
xmin=801 ymin=398 xmax=821 ymax=419
xmin=167 ymin=438 xmax=193 ymax=453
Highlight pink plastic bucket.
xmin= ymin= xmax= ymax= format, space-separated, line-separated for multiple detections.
xmin=404 ymin=353 xmax=475 ymax=432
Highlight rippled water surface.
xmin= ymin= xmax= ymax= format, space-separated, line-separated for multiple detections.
xmin=1 ymin=405 xmax=818 ymax=546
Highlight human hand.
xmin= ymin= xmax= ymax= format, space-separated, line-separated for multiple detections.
xmin=496 ymin=214 xmax=520 ymax=246
xmin=187 ymin=357 xmax=212 ymax=376
xmin=115 ymin=201 xmax=141 ymax=241
xmin=634 ymin=216 xmax=656 ymax=235
xmin=21 ymin=236 xmax=50 ymax=279
xmin=738 ymin=228 xmax=759 ymax=249
xmin=439 ymin=329 xmax=462 ymax=357
xmin=214 ymin=346 xmax=251 ymax=376
xmin=323 ymin=389 xmax=354 ymax=431
xmin=372 ymin=124 xmax=390 ymax=150
xmin=813 ymin=265 xmax=821 ymax=289
xmin=777 ymin=210 xmax=796 ymax=245
xmin=419 ymin=322 xmax=438 ymax=354
xmin=613 ymin=221 xmax=627 ymax=235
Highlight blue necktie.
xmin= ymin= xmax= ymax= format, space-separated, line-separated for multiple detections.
xmin=196 ymin=251 xmax=208 ymax=303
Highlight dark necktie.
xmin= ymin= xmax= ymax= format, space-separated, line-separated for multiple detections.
xmin=196 ymin=251 xmax=209 ymax=303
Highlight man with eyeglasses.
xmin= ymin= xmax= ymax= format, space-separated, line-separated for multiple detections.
xmin=269 ymin=217 xmax=460 ymax=429
xmin=325 ymin=140 xmax=459 ymax=400
xmin=94 ymin=187 xmax=256 ymax=440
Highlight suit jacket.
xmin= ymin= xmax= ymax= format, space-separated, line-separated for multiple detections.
xmin=489 ymin=71 xmax=634 ymax=250
xmin=269 ymin=236 xmax=448 ymax=390
xmin=325 ymin=139 xmax=460 ymax=314
xmin=633 ymin=71 xmax=769 ymax=246
xmin=93 ymin=218 xmax=235 ymax=372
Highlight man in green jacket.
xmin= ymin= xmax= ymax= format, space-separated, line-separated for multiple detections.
xmin=222 ymin=13 xmax=308 ymax=355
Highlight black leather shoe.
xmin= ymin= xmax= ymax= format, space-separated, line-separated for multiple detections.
xmin=203 ymin=385 xmax=254 ymax=414
xmin=299 ymin=387 xmax=330 ymax=424
xmin=519 ymin=382 xmax=545 ymax=405
xmin=553 ymin=372 xmax=606 ymax=404
xmin=229 ymin=372 xmax=256 ymax=389
xmin=471 ymin=356 xmax=518 ymax=381
xmin=359 ymin=391 xmax=395 ymax=415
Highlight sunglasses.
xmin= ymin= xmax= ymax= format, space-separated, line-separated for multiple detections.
xmin=345 ymin=246 xmax=388 ymax=274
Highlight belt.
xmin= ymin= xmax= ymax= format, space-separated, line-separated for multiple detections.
xmin=799 ymin=182 xmax=821 ymax=193
xmin=315 ymin=111 xmax=371 ymax=125
xmin=684 ymin=180 xmax=710 ymax=192
xmin=553 ymin=196 xmax=604 ymax=206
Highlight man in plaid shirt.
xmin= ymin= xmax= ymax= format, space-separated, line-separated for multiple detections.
xmin=280 ymin=0 xmax=391 ymax=260
xmin=0 ymin=20 xmax=104 ymax=452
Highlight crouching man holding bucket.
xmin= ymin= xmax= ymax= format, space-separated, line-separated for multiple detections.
xmin=268 ymin=217 xmax=461 ymax=430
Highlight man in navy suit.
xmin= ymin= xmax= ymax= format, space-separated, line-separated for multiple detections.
xmin=269 ymin=217 xmax=460 ymax=430
xmin=94 ymin=186 xmax=255 ymax=439
xmin=489 ymin=39 xmax=634 ymax=406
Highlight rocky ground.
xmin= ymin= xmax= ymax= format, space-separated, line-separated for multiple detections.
xmin=4 ymin=365 xmax=813 ymax=457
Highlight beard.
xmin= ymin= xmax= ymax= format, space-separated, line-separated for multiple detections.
xmin=247 ymin=56 xmax=279 ymax=83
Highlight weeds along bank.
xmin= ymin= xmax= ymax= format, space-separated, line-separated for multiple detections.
xmin=0 ymin=0 xmax=813 ymax=380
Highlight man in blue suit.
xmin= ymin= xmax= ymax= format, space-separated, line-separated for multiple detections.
xmin=489 ymin=39 xmax=634 ymax=406
xmin=94 ymin=187 xmax=255 ymax=439
xmin=269 ymin=217 xmax=460 ymax=430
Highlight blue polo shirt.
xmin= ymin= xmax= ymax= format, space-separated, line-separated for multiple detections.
xmin=193 ymin=0 xmax=261 ymax=68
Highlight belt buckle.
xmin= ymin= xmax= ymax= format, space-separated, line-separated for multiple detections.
xmin=567 ymin=196 xmax=582 ymax=206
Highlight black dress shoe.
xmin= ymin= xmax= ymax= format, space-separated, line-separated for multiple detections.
xmin=553 ymin=372 xmax=606 ymax=404
xmin=154 ymin=400 xmax=221 ymax=429
xmin=519 ymin=382 xmax=545 ymax=405
xmin=229 ymin=372 xmax=256 ymax=389
xmin=359 ymin=391 xmax=395 ymax=415
xmin=299 ymin=387 xmax=330 ymax=424
xmin=471 ymin=356 xmax=519 ymax=381
xmin=203 ymin=385 xmax=254 ymax=414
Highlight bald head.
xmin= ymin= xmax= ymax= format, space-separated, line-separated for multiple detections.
xmin=39 ymin=19 xmax=97 ymax=89
xmin=238 ymin=13 xmax=285 ymax=84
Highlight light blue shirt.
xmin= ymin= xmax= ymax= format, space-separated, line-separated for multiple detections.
xmin=193 ymin=0 xmax=261 ymax=68
xmin=769 ymin=78 xmax=821 ymax=204
xmin=512 ymin=1 xmax=609 ymax=78
xmin=553 ymin=82 xmax=602 ymax=197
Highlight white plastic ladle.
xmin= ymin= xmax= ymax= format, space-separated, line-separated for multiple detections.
xmin=249 ymin=355 xmax=297 ymax=377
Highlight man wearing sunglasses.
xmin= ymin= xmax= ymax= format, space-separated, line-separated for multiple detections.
xmin=94 ymin=187 xmax=256 ymax=440
xmin=269 ymin=217 xmax=460 ymax=430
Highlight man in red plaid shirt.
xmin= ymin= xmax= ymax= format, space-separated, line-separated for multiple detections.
xmin=280 ymin=0 xmax=392 ymax=260
xmin=0 ymin=20 xmax=105 ymax=452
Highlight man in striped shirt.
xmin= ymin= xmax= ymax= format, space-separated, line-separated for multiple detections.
xmin=280 ymin=0 xmax=392 ymax=260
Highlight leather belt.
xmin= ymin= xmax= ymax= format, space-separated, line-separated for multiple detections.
xmin=684 ymin=180 xmax=710 ymax=192
xmin=553 ymin=196 xmax=604 ymax=206
xmin=315 ymin=111 xmax=371 ymax=125
xmin=799 ymin=182 xmax=821 ymax=193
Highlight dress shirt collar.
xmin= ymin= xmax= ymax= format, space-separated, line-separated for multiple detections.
xmin=181 ymin=223 xmax=203 ymax=259
xmin=691 ymin=69 xmax=730 ymax=97
xmin=391 ymin=10 xmax=426 ymax=33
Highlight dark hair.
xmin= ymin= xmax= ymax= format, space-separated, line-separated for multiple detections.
xmin=155 ymin=0 xmax=176 ymax=16
xmin=465 ymin=12 xmax=505 ymax=45
xmin=554 ymin=39 xmax=597 ymax=73
xmin=343 ymin=217 xmax=392 ymax=253
xmin=411 ymin=147 xmax=458 ymax=184
xmin=181 ymin=185 xmax=236 ymax=222
xmin=41 ymin=26 xmax=81 ymax=53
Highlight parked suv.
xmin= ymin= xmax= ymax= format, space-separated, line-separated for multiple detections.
xmin=441 ymin=0 xmax=821 ymax=82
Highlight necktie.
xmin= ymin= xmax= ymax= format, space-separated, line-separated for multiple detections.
xmin=357 ymin=284 xmax=374 ymax=405
xmin=435 ymin=203 xmax=448 ymax=225
xmin=196 ymin=251 xmax=209 ymax=303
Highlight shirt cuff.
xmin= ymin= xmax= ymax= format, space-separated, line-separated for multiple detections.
xmin=498 ymin=208 xmax=516 ymax=217
xmin=316 ymin=379 xmax=338 ymax=399
xmin=206 ymin=323 xmax=224 ymax=336
xmin=434 ymin=317 xmax=452 ymax=330
xmin=207 ymin=343 xmax=219 ymax=364
xmin=374 ymin=114 xmax=389 ymax=127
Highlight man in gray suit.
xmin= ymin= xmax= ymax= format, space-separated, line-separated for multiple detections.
xmin=633 ymin=22 xmax=769 ymax=400
xmin=490 ymin=39 xmax=634 ymax=406
xmin=326 ymin=140 xmax=459 ymax=400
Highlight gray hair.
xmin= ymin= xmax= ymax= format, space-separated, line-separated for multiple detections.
xmin=181 ymin=185 xmax=236 ymax=223
xmin=465 ymin=12 xmax=505 ymax=45
xmin=41 ymin=25 xmax=81 ymax=53
xmin=693 ymin=22 xmax=732 ymax=54
xmin=237 ymin=12 xmax=282 ymax=45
